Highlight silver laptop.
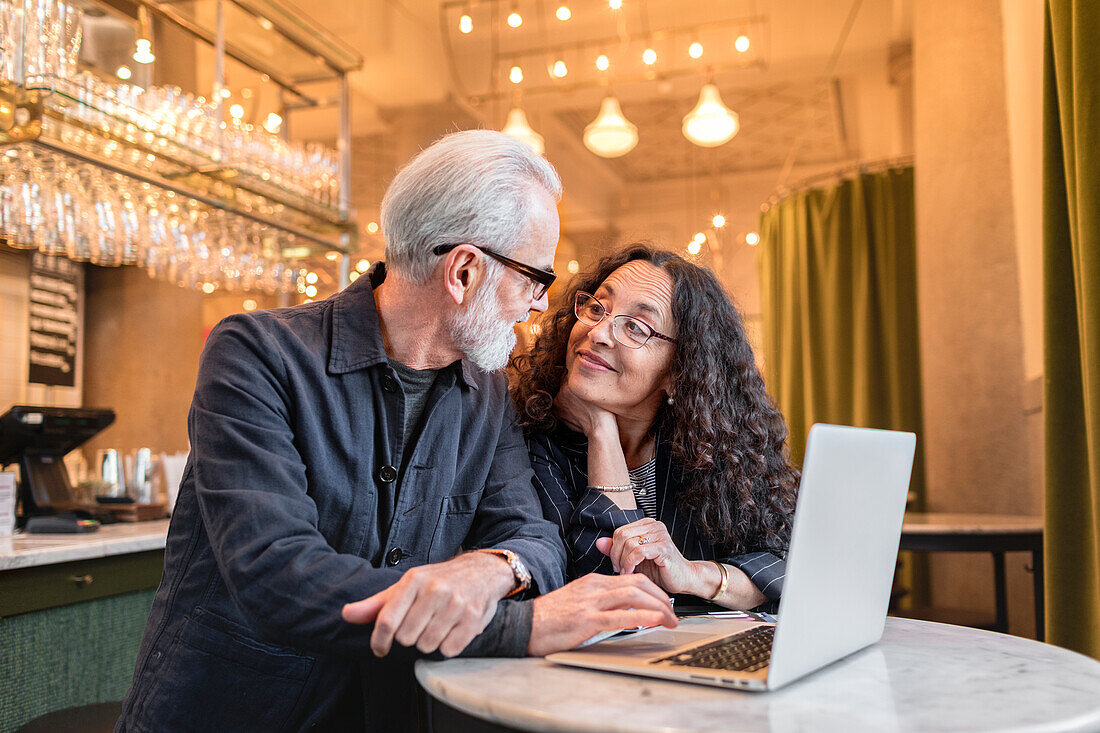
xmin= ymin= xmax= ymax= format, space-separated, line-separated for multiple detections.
xmin=547 ymin=423 xmax=916 ymax=691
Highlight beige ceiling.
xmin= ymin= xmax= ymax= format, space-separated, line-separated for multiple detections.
xmin=278 ymin=0 xmax=911 ymax=245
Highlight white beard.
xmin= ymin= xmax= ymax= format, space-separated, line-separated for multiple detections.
xmin=447 ymin=279 xmax=518 ymax=371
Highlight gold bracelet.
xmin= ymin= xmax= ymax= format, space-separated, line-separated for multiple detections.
xmin=588 ymin=484 xmax=634 ymax=493
xmin=708 ymin=561 xmax=729 ymax=601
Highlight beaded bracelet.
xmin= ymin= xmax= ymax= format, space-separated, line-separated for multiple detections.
xmin=588 ymin=484 xmax=634 ymax=493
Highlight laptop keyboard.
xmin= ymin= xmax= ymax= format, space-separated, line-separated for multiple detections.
xmin=652 ymin=624 xmax=775 ymax=673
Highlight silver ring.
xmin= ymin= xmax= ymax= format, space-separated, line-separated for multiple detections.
xmin=638 ymin=536 xmax=649 ymax=545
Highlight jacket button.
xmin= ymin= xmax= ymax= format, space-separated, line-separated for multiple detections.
xmin=386 ymin=547 xmax=404 ymax=566
xmin=378 ymin=465 xmax=397 ymax=483
xmin=381 ymin=374 xmax=398 ymax=392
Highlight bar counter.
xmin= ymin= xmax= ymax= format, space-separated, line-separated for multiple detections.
xmin=0 ymin=520 xmax=169 ymax=728
xmin=0 ymin=518 xmax=170 ymax=571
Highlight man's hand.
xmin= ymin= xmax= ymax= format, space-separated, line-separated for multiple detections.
xmin=342 ymin=552 xmax=516 ymax=658
xmin=527 ymin=573 xmax=678 ymax=657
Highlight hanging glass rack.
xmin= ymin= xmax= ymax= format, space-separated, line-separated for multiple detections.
xmin=0 ymin=0 xmax=361 ymax=293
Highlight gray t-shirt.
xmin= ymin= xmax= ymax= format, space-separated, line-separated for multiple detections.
xmin=387 ymin=357 xmax=441 ymax=449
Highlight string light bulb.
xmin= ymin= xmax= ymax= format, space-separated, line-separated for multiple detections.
xmin=746 ymin=232 xmax=760 ymax=245
xmin=596 ymin=54 xmax=610 ymax=71
xmin=116 ymin=65 xmax=132 ymax=80
xmin=609 ymin=0 xmax=622 ymax=9
xmin=459 ymin=14 xmax=473 ymax=33
xmin=229 ymin=103 xmax=245 ymax=120
xmin=712 ymin=214 xmax=726 ymax=228
xmin=735 ymin=35 xmax=751 ymax=53
xmin=687 ymin=240 xmax=702 ymax=255
xmin=510 ymin=66 xmax=524 ymax=84
xmin=263 ymin=112 xmax=282 ymax=134
xmin=642 ymin=48 xmax=657 ymax=65
xmin=556 ymin=5 xmax=571 ymax=21
xmin=552 ymin=60 xmax=567 ymax=78
xmin=689 ymin=42 xmax=703 ymax=59
xmin=507 ymin=11 xmax=523 ymax=27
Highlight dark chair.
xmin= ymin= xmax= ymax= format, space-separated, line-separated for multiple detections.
xmin=15 ymin=701 xmax=122 ymax=733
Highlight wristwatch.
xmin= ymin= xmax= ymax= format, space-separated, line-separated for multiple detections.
xmin=475 ymin=548 xmax=532 ymax=598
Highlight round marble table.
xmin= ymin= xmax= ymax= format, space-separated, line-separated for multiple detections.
xmin=416 ymin=618 xmax=1100 ymax=733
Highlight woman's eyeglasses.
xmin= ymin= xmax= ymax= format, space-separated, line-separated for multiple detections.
xmin=574 ymin=291 xmax=676 ymax=348
xmin=433 ymin=243 xmax=556 ymax=300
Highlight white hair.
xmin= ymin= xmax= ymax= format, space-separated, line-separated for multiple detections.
xmin=381 ymin=129 xmax=563 ymax=284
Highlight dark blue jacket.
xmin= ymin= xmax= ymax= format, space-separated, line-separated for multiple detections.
xmin=117 ymin=264 xmax=566 ymax=732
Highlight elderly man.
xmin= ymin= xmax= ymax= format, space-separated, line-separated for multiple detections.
xmin=117 ymin=130 xmax=675 ymax=733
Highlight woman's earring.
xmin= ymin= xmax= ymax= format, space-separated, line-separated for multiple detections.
xmin=666 ymin=395 xmax=674 ymax=405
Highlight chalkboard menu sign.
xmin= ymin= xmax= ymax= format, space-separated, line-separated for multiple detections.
xmin=27 ymin=253 xmax=79 ymax=387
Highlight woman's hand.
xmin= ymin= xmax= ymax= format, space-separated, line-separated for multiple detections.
xmin=554 ymin=381 xmax=618 ymax=439
xmin=594 ymin=518 xmax=703 ymax=595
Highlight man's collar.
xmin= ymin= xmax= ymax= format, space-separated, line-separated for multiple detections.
xmin=327 ymin=261 xmax=479 ymax=390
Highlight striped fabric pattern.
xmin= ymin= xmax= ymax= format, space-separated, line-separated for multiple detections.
xmin=527 ymin=427 xmax=786 ymax=603
xmin=628 ymin=457 xmax=658 ymax=517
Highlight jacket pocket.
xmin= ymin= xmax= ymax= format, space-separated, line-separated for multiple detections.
xmin=133 ymin=609 xmax=314 ymax=732
xmin=427 ymin=490 xmax=481 ymax=562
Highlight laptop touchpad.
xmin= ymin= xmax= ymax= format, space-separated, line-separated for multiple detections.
xmin=577 ymin=629 xmax=715 ymax=658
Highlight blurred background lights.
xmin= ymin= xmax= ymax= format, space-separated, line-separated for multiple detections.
xmin=609 ymin=0 xmax=622 ymax=9
xmin=229 ymin=104 xmax=244 ymax=119
xmin=556 ymin=5 xmax=571 ymax=21
xmin=735 ymin=35 xmax=751 ymax=53
xmin=305 ymin=285 xmax=318 ymax=298
xmin=687 ymin=241 xmax=702 ymax=255
xmin=366 ymin=221 xmax=379 ymax=234
xmin=510 ymin=66 xmax=524 ymax=84
xmin=507 ymin=12 xmax=522 ymax=27
xmin=305 ymin=271 xmax=318 ymax=284
xmin=356 ymin=259 xmax=371 ymax=272
xmin=746 ymin=231 xmax=761 ymax=245
xmin=567 ymin=259 xmax=580 ymax=274
xmin=596 ymin=54 xmax=610 ymax=71
xmin=459 ymin=14 xmax=472 ymax=33
xmin=642 ymin=48 xmax=657 ymax=65
xmin=552 ymin=60 xmax=567 ymax=78
xmin=242 ymin=299 xmax=258 ymax=312
xmin=689 ymin=42 xmax=703 ymax=59
xmin=712 ymin=214 xmax=726 ymax=228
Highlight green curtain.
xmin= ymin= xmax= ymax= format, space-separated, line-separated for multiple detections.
xmin=758 ymin=168 xmax=923 ymax=473
xmin=757 ymin=168 xmax=926 ymax=605
xmin=1043 ymin=0 xmax=1100 ymax=659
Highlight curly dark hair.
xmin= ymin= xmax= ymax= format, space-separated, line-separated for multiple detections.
xmin=510 ymin=244 xmax=799 ymax=555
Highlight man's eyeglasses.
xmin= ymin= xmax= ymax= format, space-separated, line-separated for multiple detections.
xmin=574 ymin=291 xmax=676 ymax=349
xmin=433 ymin=243 xmax=556 ymax=300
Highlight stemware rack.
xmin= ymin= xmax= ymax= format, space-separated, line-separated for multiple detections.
xmin=0 ymin=0 xmax=362 ymax=293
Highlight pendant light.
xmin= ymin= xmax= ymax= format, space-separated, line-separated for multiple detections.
xmin=502 ymin=107 xmax=545 ymax=156
xmin=133 ymin=7 xmax=156 ymax=64
xmin=583 ymin=96 xmax=638 ymax=158
xmin=682 ymin=83 xmax=739 ymax=147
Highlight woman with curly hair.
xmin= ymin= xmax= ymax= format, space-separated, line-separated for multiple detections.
xmin=511 ymin=244 xmax=799 ymax=610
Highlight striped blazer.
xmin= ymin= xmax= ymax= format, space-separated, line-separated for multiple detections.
xmin=527 ymin=426 xmax=786 ymax=604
